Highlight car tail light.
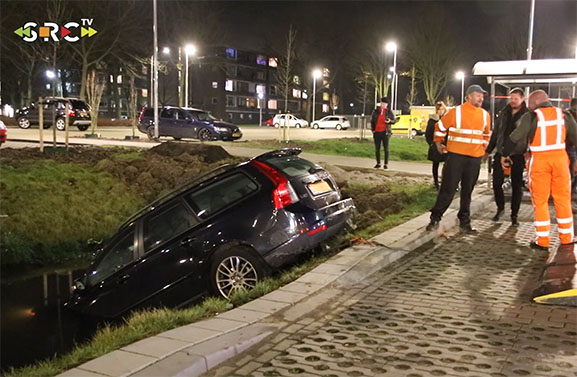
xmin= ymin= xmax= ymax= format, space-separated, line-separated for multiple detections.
xmin=251 ymin=160 xmax=296 ymax=209
xmin=69 ymin=110 xmax=75 ymax=117
xmin=138 ymin=108 xmax=145 ymax=124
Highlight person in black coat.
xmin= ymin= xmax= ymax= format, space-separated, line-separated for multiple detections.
xmin=425 ymin=101 xmax=448 ymax=189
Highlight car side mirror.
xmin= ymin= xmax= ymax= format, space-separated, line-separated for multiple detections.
xmin=73 ymin=279 xmax=86 ymax=291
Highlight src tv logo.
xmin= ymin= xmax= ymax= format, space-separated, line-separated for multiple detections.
xmin=14 ymin=19 xmax=98 ymax=43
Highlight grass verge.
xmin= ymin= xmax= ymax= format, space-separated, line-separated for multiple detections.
xmin=5 ymin=185 xmax=438 ymax=377
xmin=233 ymin=137 xmax=429 ymax=162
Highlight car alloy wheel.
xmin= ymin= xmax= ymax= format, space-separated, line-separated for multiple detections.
xmin=313 ymin=123 xmax=319 ymax=129
xmin=215 ymin=256 xmax=258 ymax=298
xmin=198 ymin=128 xmax=212 ymax=141
xmin=18 ymin=117 xmax=31 ymax=129
xmin=411 ymin=129 xmax=418 ymax=137
xmin=274 ymin=123 xmax=280 ymax=128
xmin=336 ymin=124 xmax=342 ymax=130
xmin=55 ymin=118 xmax=66 ymax=131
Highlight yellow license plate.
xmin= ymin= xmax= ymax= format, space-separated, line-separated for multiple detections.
xmin=232 ymin=132 xmax=241 ymax=137
xmin=309 ymin=180 xmax=332 ymax=195
xmin=80 ymin=112 xmax=87 ymax=117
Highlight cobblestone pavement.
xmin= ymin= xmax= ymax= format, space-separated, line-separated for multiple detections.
xmin=205 ymin=203 xmax=577 ymax=377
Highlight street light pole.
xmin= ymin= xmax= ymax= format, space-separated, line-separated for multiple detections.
xmin=153 ymin=0 xmax=159 ymax=138
xmin=312 ymin=69 xmax=322 ymax=124
xmin=385 ymin=42 xmax=397 ymax=112
xmin=184 ymin=44 xmax=197 ymax=108
xmin=258 ymin=93 xmax=263 ymax=127
xmin=456 ymin=71 xmax=465 ymax=104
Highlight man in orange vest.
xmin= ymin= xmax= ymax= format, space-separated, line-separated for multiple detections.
xmin=426 ymin=85 xmax=491 ymax=233
xmin=501 ymin=90 xmax=577 ymax=250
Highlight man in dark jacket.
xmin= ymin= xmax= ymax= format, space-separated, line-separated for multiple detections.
xmin=370 ymin=97 xmax=396 ymax=169
xmin=485 ymin=87 xmax=528 ymax=225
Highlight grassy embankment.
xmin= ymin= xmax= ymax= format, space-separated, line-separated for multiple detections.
xmin=233 ymin=137 xmax=429 ymax=162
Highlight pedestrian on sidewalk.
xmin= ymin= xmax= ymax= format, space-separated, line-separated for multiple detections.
xmin=370 ymin=97 xmax=396 ymax=169
xmin=485 ymin=87 xmax=528 ymax=226
xmin=501 ymin=90 xmax=577 ymax=250
xmin=425 ymin=101 xmax=448 ymax=190
xmin=426 ymin=85 xmax=491 ymax=234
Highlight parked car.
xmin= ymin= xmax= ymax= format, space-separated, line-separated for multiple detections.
xmin=138 ymin=106 xmax=242 ymax=141
xmin=272 ymin=114 xmax=309 ymax=128
xmin=16 ymin=97 xmax=91 ymax=131
xmin=262 ymin=117 xmax=274 ymax=127
xmin=311 ymin=116 xmax=350 ymax=130
xmin=0 ymin=120 xmax=6 ymax=146
xmin=66 ymin=149 xmax=356 ymax=318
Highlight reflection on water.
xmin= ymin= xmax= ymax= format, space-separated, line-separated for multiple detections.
xmin=1 ymin=269 xmax=98 ymax=371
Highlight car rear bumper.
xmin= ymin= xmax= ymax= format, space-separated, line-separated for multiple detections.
xmin=263 ymin=198 xmax=356 ymax=268
xmin=72 ymin=120 xmax=91 ymax=126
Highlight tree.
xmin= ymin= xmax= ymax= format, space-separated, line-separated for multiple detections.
xmin=86 ymin=70 xmax=106 ymax=135
xmin=276 ymin=25 xmax=297 ymax=112
xmin=354 ymin=71 xmax=372 ymax=115
xmin=406 ymin=11 xmax=461 ymax=105
xmin=330 ymin=91 xmax=340 ymax=115
xmin=403 ymin=65 xmax=419 ymax=109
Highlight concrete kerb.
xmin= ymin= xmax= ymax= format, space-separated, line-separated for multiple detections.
xmin=58 ymin=188 xmax=494 ymax=377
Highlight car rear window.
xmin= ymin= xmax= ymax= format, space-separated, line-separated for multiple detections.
xmin=187 ymin=173 xmax=258 ymax=218
xmin=69 ymin=100 xmax=88 ymax=109
xmin=143 ymin=108 xmax=153 ymax=117
xmin=264 ymin=157 xmax=320 ymax=178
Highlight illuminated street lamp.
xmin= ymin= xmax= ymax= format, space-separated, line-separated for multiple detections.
xmin=162 ymin=46 xmax=170 ymax=55
xmin=45 ymin=70 xmax=56 ymax=79
xmin=312 ymin=69 xmax=322 ymax=123
xmin=455 ymin=71 xmax=465 ymax=104
xmin=184 ymin=44 xmax=197 ymax=107
xmin=385 ymin=42 xmax=397 ymax=111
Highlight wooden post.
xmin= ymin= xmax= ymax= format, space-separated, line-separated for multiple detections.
xmin=52 ymin=100 xmax=57 ymax=147
xmin=65 ymin=102 xmax=70 ymax=149
xmin=39 ymin=97 xmax=44 ymax=152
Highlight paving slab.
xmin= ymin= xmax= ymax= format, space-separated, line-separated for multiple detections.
xmin=77 ymin=350 xmax=157 ymax=377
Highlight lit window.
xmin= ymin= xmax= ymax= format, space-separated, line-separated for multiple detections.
xmin=292 ymin=75 xmax=300 ymax=85
xmin=225 ymin=80 xmax=234 ymax=92
xmin=212 ymin=81 xmax=218 ymax=89
xmin=322 ymin=68 xmax=330 ymax=78
xmin=292 ymin=89 xmax=301 ymax=98
xmin=142 ymin=89 xmax=148 ymax=98
xmin=323 ymin=92 xmax=330 ymax=101
xmin=268 ymin=58 xmax=278 ymax=68
xmin=268 ymin=99 xmax=277 ymax=109
xmin=322 ymin=104 xmax=330 ymax=113
xmin=256 ymin=55 xmax=267 ymax=65
xmin=226 ymin=48 xmax=237 ymax=59
xmin=240 ymin=113 xmax=244 ymax=119
xmin=248 ymin=114 xmax=253 ymax=119
xmin=109 ymin=75 xmax=114 ymax=83
xmin=117 ymin=75 xmax=122 ymax=84
xmin=302 ymin=91 xmax=308 ymax=99
xmin=256 ymin=85 xmax=266 ymax=96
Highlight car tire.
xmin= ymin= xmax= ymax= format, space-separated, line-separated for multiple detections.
xmin=198 ymin=128 xmax=212 ymax=142
xmin=336 ymin=124 xmax=342 ymax=131
xmin=312 ymin=123 xmax=319 ymax=129
xmin=77 ymin=124 xmax=89 ymax=131
xmin=18 ymin=117 xmax=31 ymax=129
xmin=173 ymin=137 xmax=182 ymax=141
xmin=411 ymin=129 xmax=418 ymax=138
xmin=55 ymin=118 xmax=66 ymax=131
xmin=274 ymin=123 xmax=280 ymax=128
xmin=147 ymin=126 xmax=157 ymax=140
xmin=295 ymin=123 xmax=301 ymax=128
xmin=209 ymin=245 xmax=268 ymax=299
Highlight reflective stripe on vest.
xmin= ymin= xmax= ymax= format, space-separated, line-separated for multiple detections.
xmin=447 ymin=105 xmax=488 ymax=145
xmin=530 ymin=108 xmax=565 ymax=152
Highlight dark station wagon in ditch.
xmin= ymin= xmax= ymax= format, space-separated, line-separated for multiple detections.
xmin=67 ymin=149 xmax=356 ymax=318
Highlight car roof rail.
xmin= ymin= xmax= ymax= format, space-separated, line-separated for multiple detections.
xmin=253 ymin=148 xmax=302 ymax=161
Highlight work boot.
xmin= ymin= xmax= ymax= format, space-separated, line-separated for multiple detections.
xmin=374 ymin=163 xmax=381 ymax=168
xmin=460 ymin=224 xmax=478 ymax=234
xmin=530 ymin=241 xmax=548 ymax=251
xmin=511 ymin=216 xmax=519 ymax=226
xmin=426 ymin=220 xmax=440 ymax=231
xmin=492 ymin=209 xmax=504 ymax=222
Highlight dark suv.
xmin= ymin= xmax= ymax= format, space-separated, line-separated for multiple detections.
xmin=66 ymin=149 xmax=355 ymax=318
xmin=16 ymin=97 xmax=91 ymax=131
xmin=138 ymin=106 xmax=242 ymax=141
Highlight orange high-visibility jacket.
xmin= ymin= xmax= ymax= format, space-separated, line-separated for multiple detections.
xmin=433 ymin=102 xmax=491 ymax=157
xmin=529 ymin=107 xmax=566 ymax=152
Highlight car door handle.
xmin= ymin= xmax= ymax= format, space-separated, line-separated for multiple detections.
xmin=119 ymin=274 xmax=130 ymax=284
xmin=180 ymin=237 xmax=196 ymax=247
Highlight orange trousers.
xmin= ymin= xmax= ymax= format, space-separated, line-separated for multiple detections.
xmin=527 ymin=150 xmax=574 ymax=247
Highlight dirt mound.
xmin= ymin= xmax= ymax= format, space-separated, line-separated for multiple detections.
xmin=148 ymin=142 xmax=232 ymax=163
xmin=322 ymin=163 xmax=430 ymax=188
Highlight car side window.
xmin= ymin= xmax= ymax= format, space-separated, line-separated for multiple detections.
xmin=87 ymin=227 xmax=136 ymax=286
xmin=187 ymin=173 xmax=258 ymax=219
xmin=143 ymin=202 xmax=198 ymax=252
xmin=176 ymin=110 xmax=191 ymax=121
xmin=161 ymin=109 xmax=174 ymax=118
